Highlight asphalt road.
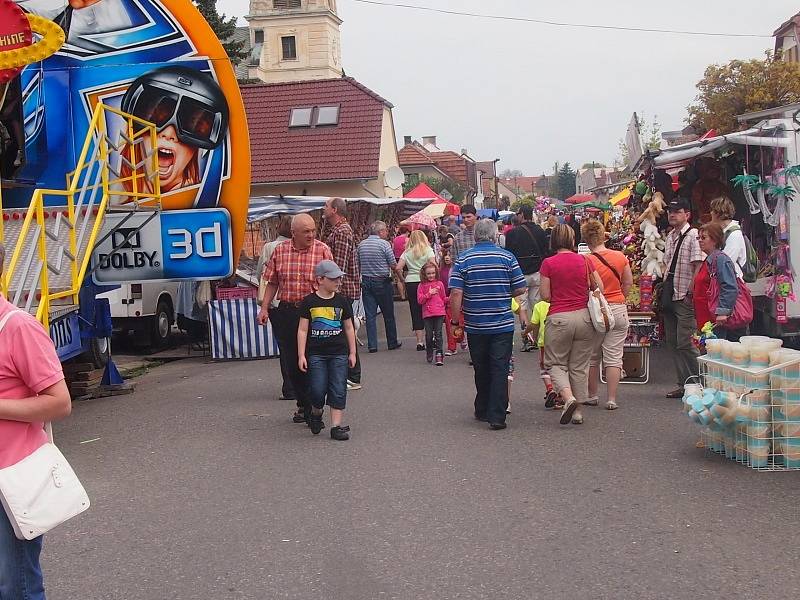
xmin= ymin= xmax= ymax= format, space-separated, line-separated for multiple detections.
xmin=43 ymin=305 xmax=800 ymax=599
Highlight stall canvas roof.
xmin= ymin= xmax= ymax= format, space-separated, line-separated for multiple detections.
xmin=247 ymin=196 xmax=428 ymax=223
xmin=564 ymin=193 xmax=596 ymax=205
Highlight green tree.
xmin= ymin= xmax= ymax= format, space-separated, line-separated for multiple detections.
xmin=688 ymin=51 xmax=800 ymax=134
xmin=193 ymin=0 xmax=247 ymax=63
xmin=580 ymin=162 xmax=607 ymax=169
xmin=402 ymin=175 xmax=467 ymax=203
xmin=510 ymin=195 xmax=536 ymax=212
xmin=557 ymin=162 xmax=576 ymax=199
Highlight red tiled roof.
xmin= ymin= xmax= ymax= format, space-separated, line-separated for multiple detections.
xmin=241 ymin=77 xmax=392 ymax=184
xmin=500 ymin=176 xmax=541 ymax=194
xmin=398 ymin=143 xmax=434 ymax=166
xmin=428 ymin=151 xmax=468 ymax=184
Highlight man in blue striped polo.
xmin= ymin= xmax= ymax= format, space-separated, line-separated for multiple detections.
xmin=449 ymin=219 xmax=527 ymax=430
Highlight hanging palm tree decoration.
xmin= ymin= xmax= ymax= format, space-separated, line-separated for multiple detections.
xmin=732 ymin=170 xmax=796 ymax=226
xmin=732 ymin=171 xmax=763 ymax=215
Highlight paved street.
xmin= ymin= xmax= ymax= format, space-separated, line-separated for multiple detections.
xmin=44 ymin=306 xmax=800 ymax=600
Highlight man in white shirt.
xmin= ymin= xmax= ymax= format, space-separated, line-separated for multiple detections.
xmin=710 ymin=197 xmax=747 ymax=278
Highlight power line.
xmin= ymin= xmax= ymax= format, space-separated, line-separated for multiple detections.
xmin=349 ymin=0 xmax=774 ymax=39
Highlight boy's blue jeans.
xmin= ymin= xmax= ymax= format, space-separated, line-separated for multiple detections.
xmin=0 ymin=508 xmax=46 ymax=599
xmin=308 ymin=354 xmax=348 ymax=410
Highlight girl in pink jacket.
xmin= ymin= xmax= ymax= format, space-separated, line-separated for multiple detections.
xmin=417 ymin=262 xmax=447 ymax=365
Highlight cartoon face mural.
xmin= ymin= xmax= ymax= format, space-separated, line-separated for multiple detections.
xmin=4 ymin=0 xmax=251 ymax=268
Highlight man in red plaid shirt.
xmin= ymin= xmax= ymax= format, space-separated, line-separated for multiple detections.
xmin=323 ymin=198 xmax=363 ymax=390
xmin=259 ymin=213 xmax=332 ymax=423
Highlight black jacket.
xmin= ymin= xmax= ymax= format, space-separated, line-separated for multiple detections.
xmin=504 ymin=222 xmax=550 ymax=275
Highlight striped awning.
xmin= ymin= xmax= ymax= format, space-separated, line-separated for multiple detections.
xmin=247 ymin=196 xmax=430 ymax=223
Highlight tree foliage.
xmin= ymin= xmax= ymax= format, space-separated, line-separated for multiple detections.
xmin=581 ymin=162 xmax=607 ymax=169
xmin=557 ymin=162 xmax=576 ymax=199
xmin=402 ymin=174 xmax=467 ymax=203
xmin=688 ymin=51 xmax=800 ymax=134
xmin=510 ymin=195 xmax=536 ymax=212
xmin=193 ymin=0 xmax=247 ymax=63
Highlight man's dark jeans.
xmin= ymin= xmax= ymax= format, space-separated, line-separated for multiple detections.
xmin=361 ymin=277 xmax=399 ymax=351
xmin=468 ymin=331 xmax=513 ymax=425
xmin=270 ymin=304 xmax=310 ymax=418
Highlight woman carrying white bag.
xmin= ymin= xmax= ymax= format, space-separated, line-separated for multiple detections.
xmin=0 ymin=241 xmax=75 ymax=600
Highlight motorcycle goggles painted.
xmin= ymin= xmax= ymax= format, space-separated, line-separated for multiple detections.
xmin=123 ymin=82 xmax=227 ymax=150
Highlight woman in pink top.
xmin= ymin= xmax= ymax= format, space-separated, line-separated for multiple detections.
xmin=417 ymin=262 xmax=447 ymax=365
xmin=539 ymin=225 xmax=603 ymax=426
xmin=392 ymin=225 xmax=410 ymax=260
xmin=0 ymin=242 xmax=71 ymax=599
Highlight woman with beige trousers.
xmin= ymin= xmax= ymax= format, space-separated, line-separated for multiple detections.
xmin=582 ymin=220 xmax=632 ymax=410
xmin=539 ymin=224 xmax=603 ymax=425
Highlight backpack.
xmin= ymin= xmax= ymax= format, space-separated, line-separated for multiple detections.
xmin=724 ymin=224 xmax=758 ymax=284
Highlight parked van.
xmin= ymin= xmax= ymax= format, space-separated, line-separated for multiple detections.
xmin=102 ymin=282 xmax=179 ymax=348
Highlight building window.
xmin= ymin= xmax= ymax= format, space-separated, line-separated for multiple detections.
xmin=273 ymin=0 xmax=301 ymax=8
xmin=254 ymin=30 xmax=264 ymax=44
xmin=288 ymin=106 xmax=341 ymax=129
xmin=289 ymin=108 xmax=313 ymax=128
xmin=315 ymin=105 xmax=340 ymax=126
xmin=281 ymin=35 xmax=297 ymax=60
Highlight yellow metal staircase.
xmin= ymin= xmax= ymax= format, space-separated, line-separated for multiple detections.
xmin=0 ymin=103 xmax=161 ymax=327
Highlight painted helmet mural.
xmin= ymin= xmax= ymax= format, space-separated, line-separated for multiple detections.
xmin=121 ymin=66 xmax=230 ymax=151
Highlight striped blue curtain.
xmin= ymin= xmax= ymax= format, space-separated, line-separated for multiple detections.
xmin=208 ymin=299 xmax=280 ymax=359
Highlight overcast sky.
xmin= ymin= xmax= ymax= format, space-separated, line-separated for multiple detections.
xmin=220 ymin=0 xmax=797 ymax=175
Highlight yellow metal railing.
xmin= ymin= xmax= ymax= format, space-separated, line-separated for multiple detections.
xmin=0 ymin=103 xmax=161 ymax=327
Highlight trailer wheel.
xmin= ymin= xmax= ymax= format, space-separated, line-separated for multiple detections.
xmin=150 ymin=300 xmax=173 ymax=348
xmin=83 ymin=335 xmax=111 ymax=369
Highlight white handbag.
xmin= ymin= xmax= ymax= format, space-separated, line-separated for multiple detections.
xmin=585 ymin=258 xmax=616 ymax=333
xmin=0 ymin=310 xmax=90 ymax=540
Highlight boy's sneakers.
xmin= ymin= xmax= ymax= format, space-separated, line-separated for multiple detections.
xmin=445 ymin=349 xmax=457 ymax=356
xmin=331 ymin=425 xmax=350 ymax=441
xmin=435 ymin=352 xmax=444 ymax=366
xmin=346 ymin=380 xmax=362 ymax=391
xmin=544 ymin=390 xmax=559 ymax=409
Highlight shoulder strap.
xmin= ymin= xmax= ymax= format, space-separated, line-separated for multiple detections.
xmin=520 ymin=223 xmax=543 ymax=257
xmin=667 ymin=229 xmax=689 ymax=276
xmin=0 ymin=309 xmax=21 ymax=334
xmin=591 ymin=251 xmax=622 ymax=283
xmin=583 ymin=256 xmax=597 ymax=291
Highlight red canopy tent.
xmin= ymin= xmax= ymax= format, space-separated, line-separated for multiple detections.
xmin=404 ymin=182 xmax=461 ymax=216
xmin=564 ymin=193 xmax=596 ymax=205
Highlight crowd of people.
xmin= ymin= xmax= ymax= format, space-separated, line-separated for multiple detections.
xmin=0 ymin=191 xmax=758 ymax=597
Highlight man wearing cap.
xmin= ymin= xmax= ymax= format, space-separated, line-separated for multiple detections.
xmin=323 ymin=197 xmax=362 ymax=390
xmin=259 ymin=214 xmax=333 ymax=423
xmin=661 ymin=198 xmax=704 ymax=398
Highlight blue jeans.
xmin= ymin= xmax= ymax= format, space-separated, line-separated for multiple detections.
xmin=468 ymin=331 xmax=514 ymax=425
xmin=361 ymin=277 xmax=399 ymax=351
xmin=0 ymin=508 xmax=45 ymax=599
xmin=308 ymin=354 xmax=349 ymax=410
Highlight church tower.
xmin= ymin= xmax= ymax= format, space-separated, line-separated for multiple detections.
xmin=247 ymin=0 xmax=343 ymax=83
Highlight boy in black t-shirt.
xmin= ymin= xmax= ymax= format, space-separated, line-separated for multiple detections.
xmin=298 ymin=260 xmax=357 ymax=440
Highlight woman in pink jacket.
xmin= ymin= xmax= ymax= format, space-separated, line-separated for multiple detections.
xmin=417 ymin=262 xmax=447 ymax=365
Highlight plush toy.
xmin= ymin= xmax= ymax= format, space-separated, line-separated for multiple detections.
xmin=639 ymin=217 xmax=665 ymax=279
xmin=636 ymin=191 xmax=667 ymax=226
